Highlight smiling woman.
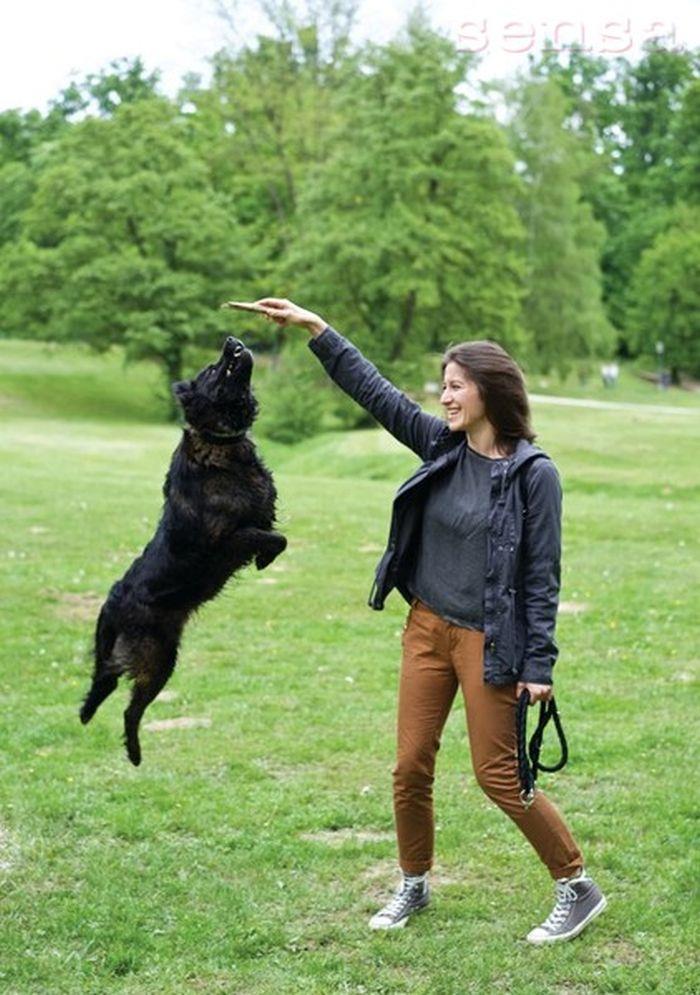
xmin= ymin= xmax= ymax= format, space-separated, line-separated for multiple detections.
xmin=244 ymin=295 xmax=607 ymax=944
xmin=441 ymin=341 xmax=536 ymax=454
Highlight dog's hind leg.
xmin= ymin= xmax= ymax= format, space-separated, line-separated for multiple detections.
xmin=123 ymin=643 xmax=177 ymax=767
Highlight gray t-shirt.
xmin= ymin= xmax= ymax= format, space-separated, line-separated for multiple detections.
xmin=408 ymin=443 xmax=507 ymax=630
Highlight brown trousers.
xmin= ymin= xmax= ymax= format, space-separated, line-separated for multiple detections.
xmin=394 ymin=598 xmax=583 ymax=880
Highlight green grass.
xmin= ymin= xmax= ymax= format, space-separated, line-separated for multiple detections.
xmin=1 ymin=340 xmax=699 ymax=994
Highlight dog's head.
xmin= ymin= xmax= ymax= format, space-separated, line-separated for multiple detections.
xmin=173 ymin=337 xmax=258 ymax=436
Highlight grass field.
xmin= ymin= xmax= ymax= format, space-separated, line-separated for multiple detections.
xmin=1 ymin=340 xmax=699 ymax=994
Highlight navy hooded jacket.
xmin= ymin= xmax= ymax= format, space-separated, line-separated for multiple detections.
xmin=308 ymin=325 xmax=562 ymax=687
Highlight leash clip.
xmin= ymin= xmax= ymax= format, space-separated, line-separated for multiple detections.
xmin=519 ymin=787 xmax=536 ymax=809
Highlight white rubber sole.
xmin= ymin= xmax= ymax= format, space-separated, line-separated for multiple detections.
xmin=369 ymin=901 xmax=430 ymax=931
xmin=526 ymin=894 xmax=608 ymax=945
xmin=369 ymin=915 xmax=409 ymax=930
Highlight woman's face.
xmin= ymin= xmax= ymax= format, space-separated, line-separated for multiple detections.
xmin=440 ymin=361 xmax=486 ymax=433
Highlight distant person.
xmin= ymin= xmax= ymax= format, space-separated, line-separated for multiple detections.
xmin=252 ymin=297 xmax=607 ymax=944
xmin=600 ymin=362 xmax=619 ymax=388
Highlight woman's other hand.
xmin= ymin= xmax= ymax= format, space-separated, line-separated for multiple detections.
xmin=516 ymin=681 xmax=553 ymax=705
xmin=254 ymin=298 xmax=327 ymax=337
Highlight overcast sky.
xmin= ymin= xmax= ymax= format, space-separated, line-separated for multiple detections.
xmin=3 ymin=0 xmax=699 ymax=113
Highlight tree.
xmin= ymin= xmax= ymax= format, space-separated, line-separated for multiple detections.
xmin=508 ymin=77 xmax=614 ymax=375
xmin=47 ymin=57 xmax=162 ymax=121
xmin=616 ymin=43 xmax=697 ymax=204
xmin=627 ymin=208 xmax=700 ymax=379
xmin=180 ymin=0 xmax=357 ymax=312
xmin=279 ymin=14 xmax=528 ymax=375
xmin=0 ymin=98 xmax=255 ymax=411
xmin=673 ymin=78 xmax=700 ymax=204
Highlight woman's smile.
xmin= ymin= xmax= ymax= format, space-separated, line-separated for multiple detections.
xmin=441 ymin=361 xmax=485 ymax=433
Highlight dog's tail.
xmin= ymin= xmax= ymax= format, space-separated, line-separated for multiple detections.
xmin=79 ymin=604 xmax=119 ymax=725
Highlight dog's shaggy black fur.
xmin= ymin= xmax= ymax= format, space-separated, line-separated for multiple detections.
xmin=79 ymin=336 xmax=286 ymax=765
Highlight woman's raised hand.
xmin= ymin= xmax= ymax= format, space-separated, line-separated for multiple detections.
xmin=254 ymin=298 xmax=327 ymax=337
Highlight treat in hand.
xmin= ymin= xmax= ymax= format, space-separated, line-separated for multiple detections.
xmin=220 ymin=301 xmax=270 ymax=314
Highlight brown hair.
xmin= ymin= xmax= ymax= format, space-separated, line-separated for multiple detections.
xmin=441 ymin=340 xmax=536 ymax=455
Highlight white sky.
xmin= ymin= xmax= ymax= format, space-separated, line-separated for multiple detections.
xmin=3 ymin=0 xmax=700 ymax=113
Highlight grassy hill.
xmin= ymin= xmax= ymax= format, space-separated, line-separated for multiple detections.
xmin=1 ymin=339 xmax=699 ymax=993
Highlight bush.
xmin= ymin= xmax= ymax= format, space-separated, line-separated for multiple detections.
xmin=256 ymin=340 xmax=327 ymax=444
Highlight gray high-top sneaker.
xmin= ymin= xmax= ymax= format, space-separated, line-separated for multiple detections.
xmin=369 ymin=874 xmax=430 ymax=930
xmin=526 ymin=869 xmax=607 ymax=944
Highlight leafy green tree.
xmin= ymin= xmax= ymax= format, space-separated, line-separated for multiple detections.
xmin=601 ymin=45 xmax=698 ymax=344
xmin=0 ymin=98 xmax=255 ymax=411
xmin=673 ymin=78 xmax=700 ymax=203
xmin=520 ymin=44 xmax=700 ymax=351
xmin=616 ymin=43 xmax=697 ymax=204
xmin=279 ymin=14 xmax=527 ymax=374
xmin=0 ymin=162 xmax=34 ymax=245
xmin=0 ymin=108 xmax=69 ymax=247
xmin=627 ymin=208 xmax=700 ymax=379
xmin=508 ymin=77 xmax=614 ymax=375
xmin=48 ymin=57 xmax=161 ymax=121
xmin=181 ymin=0 xmax=357 ymax=315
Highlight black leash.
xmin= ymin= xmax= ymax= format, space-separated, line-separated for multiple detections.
xmin=516 ymin=690 xmax=569 ymax=808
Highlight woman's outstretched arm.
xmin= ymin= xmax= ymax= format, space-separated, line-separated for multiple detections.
xmin=253 ymin=297 xmax=446 ymax=461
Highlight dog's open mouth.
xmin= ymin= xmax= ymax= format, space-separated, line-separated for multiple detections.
xmin=224 ymin=341 xmax=245 ymax=377
xmin=217 ymin=338 xmax=252 ymax=385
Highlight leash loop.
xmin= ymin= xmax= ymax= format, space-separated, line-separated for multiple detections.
xmin=516 ymin=689 xmax=569 ymax=808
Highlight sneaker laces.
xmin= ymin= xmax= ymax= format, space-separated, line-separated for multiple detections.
xmin=381 ymin=881 xmax=421 ymax=920
xmin=541 ymin=880 xmax=578 ymax=930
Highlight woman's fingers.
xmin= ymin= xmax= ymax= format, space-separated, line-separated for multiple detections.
xmin=248 ymin=297 xmax=325 ymax=334
xmin=516 ymin=682 xmax=552 ymax=704
xmin=253 ymin=298 xmax=293 ymax=325
xmin=255 ymin=297 xmax=289 ymax=311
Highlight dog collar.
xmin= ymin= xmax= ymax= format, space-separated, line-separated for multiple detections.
xmin=185 ymin=424 xmax=247 ymax=445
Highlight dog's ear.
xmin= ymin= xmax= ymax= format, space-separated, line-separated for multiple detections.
xmin=172 ymin=380 xmax=194 ymax=405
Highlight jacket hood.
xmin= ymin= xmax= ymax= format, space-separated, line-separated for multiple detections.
xmin=505 ymin=438 xmax=551 ymax=480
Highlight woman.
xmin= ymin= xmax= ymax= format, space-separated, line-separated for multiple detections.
xmin=253 ymin=297 xmax=607 ymax=944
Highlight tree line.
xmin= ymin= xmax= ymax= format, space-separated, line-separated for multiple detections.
xmin=1 ymin=3 xmax=698 ymax=417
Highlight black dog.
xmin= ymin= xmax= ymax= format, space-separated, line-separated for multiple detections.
xmin=80 ymin=336 xmax=286 ymax=765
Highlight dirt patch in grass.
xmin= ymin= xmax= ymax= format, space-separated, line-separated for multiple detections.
xmin=671 ymin=664 xmax=698 ymax=683
xmin=143 ymin=716 xmax=212 ymax=732
xmin=154 ymin=689 xmax=178 ymax=703
xmin=49 ymin=590 xmax=103 ymax=622
xmin=363 ymin=857 xmax=468 ymax=889
xmin=300 ymin=828 xmax=394 ymax=846
xmin=602 ymin=938 xmax=644 ymax=966
xmin=0 ymin=824 xmax=17 ymax=872
xmin=558 ymin=601 xmax=589 ymax=615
